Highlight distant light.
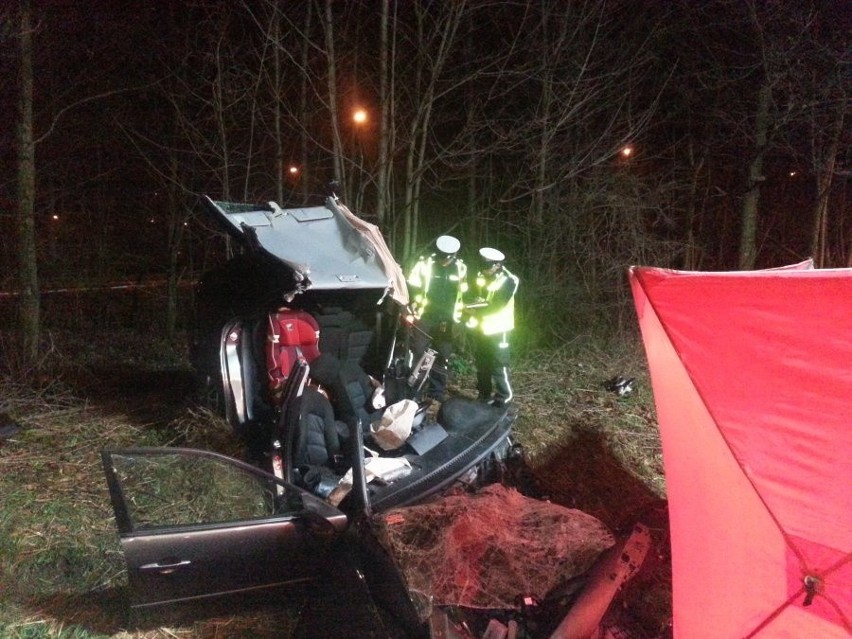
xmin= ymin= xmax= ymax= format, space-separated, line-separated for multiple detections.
xmin=789 ymin=171 xmax=797 ymax=177
xmin=289 ymin=165 xmax=299 ymax=175
xmin=353 ymin=108 xmax=368 ymax=125
xmin=149 ymin=218 xmax=155 ymax=223
xmin=621 ymin=146 xmax=633 ymax=158
xmin=51 ymin=214 xmax=59 ymax=221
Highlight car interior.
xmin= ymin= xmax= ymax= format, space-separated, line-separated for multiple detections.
xmin=222 ymin=292 xmax=514 ymax=515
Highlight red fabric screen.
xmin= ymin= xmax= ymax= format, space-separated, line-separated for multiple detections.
xmin=629 ymin=262 xmax=851 ymax=638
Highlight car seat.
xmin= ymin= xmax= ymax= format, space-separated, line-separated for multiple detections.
xmin=315 ymin=306 xmax=374 ymax=367
xmin=266 ymin=308 xmax=321 ymax=402
xmin=292 ymin=386 xmax=351 ymax=499
xmin=310 ymin=353 xmax=382 ymax=430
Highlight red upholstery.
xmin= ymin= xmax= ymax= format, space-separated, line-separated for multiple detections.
xmin=266 ymin=309 xmax=320 ymax=399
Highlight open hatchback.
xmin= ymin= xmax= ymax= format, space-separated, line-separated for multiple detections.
xmin=102 ymin=195 xmax=517 ymax=626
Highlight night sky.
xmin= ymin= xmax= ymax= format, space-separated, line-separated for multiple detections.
xmin=1 ymin=0 xmax=849 ymax=302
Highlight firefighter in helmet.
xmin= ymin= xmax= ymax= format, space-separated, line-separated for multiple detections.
xmin=406 ymin=235 xmax=468 ymax=400
xmin=465 ymin=247 xmax=519 ymax=406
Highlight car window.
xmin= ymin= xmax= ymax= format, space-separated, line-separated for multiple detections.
xmin=110 ymin=451 xmax=287 ymax=531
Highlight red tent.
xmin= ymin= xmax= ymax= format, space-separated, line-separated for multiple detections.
xmin=629 ymin=261 xmax=851 ymax=638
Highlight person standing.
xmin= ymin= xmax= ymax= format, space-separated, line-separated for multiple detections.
xmin=406 ymin=235 xmax=468 ymax=400
xmin=466 ymin=247 xmax=519 ymax=406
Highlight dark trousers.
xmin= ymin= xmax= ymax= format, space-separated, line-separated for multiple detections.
xmin=411 ymin=317 xmax=455 ymax=397
xmin=473 ymin=331 xmax=513 ymax=404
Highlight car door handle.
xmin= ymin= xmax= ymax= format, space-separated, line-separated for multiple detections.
xmin=139 ymin=559 xmax=192 ymax=574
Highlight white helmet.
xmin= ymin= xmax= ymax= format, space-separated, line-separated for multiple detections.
xmin=479 ymin=247 xmax=505 ymax=263
xmin=435 ymin=235 xmax=461 ymax=255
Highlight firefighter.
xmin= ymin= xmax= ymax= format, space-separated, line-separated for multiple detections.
xmin=406 ymin=235 xmax=468 ymax=400
xmin=466 ymin=247 xmax=519 ymax=406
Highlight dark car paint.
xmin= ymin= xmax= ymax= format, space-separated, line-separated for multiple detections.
xmin=102 ymin=196 xmax=516 ymax=635
xmin=101 ymin=448 xmax=348 ymax=608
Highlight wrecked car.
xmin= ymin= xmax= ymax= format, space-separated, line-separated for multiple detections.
xmin=101 ymin=195 xmax=519 ymax=635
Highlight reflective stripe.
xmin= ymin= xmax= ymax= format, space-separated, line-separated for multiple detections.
xmin=407 ymin=255 xmax=467 ymax=322
xmin=476 ymin=269 xmax=518 ymax=335
xmin=498 ymin=367 xmax=513 ymax=402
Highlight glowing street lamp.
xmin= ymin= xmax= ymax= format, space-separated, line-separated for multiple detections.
xmin=288 ymin=165 xmax=299 ymax=176
xmin=347 ymin=108 xmax=370 ymax=204
xmin=621 ymin=146 xmax=633 ymax=158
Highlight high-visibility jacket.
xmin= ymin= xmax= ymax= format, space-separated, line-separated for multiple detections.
xmin=407 ymin=254 xmax=468 ymax=322
xmin=467 ymin=267 xmax=519 ymax=335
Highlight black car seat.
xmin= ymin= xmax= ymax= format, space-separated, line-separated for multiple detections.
xmin=292 ymin=385 xmax=352 ymax=499
xmin=315 ymin=306 xmax=374 ymax=367
xmin=310 ymin=353 xmax=381 ymax=429
xmin=293 ymin=386 xmax=347 ymax=467
xmin=339 ymin=361 xmax=382 ymax=428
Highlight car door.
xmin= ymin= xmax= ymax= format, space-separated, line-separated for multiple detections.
xmin=102 ymin=447 xmax=348 ymax=608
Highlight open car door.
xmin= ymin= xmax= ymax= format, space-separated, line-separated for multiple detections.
xmin=101 ymin=448 xmax=348 ymax=608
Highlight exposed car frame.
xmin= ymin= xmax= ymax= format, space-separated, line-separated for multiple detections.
xmin=102 ymin=195 xmax=518 ymax=635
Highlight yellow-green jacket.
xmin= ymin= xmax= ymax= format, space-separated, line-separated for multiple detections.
xmin=407 ymin=255 xmax=468 ymax=322
xmin=466 ymin=267 xmax=519 ymax=335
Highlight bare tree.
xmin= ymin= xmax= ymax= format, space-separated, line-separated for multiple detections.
xmin=397 ymin=2 xmax=468 ymax=260
xmin=800 ymin=13 xmax=850 ymax=268
xmin=376 ymin=0 xmax=392 ymax=225
xmin=117 ymin=4 xmax=269 ymax=331
xmin=323 ymin=0 xmax=345 ymax=196
xmin=739 ymin=80 xmax=772 ymax=270
xmin=654 ymin=0 xmax=848 ymax=271
xmin=10 ymin=0 xmax=144 ymax=361
xmin=449 ymin=1 xmax=666 ymax=319
xmin=809 ymin=94 xmax=847 ymax=267
xmin=15 ymin=0 xmax=39 ymax=367
xmin=271 ymin=4 xmax=284 ymax=204
xmin=735 ymin=1 xmax=834 ymax=269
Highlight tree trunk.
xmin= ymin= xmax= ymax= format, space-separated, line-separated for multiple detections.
xmin=376 ymin=0 xmax=391 ymax=226
xmin=324 ymin=0 xmax=344 ymax=194
xmin=213 ymin=37 xmax=231 ymax=200
xmin=273 ymin=7 xmax=283 ymax=204
xmin=300 ymin=3 xmax=313 ymax=202
xmin=16 ymin=0 xmax=40 ymax=367
xmin=401 ymin=3 xmax=464 ymax=263
xmin=532 ymin=6 xmax=555 ymax=234
xmin=685 ymin=141 xmax=707 ymax=270
xmin=165 ymin=153 xmax=184 ymax=338
xmin=738 ymin=80 xmax=771 ymax=270
xmin=810 ymin=102 xmax=844 ymax=267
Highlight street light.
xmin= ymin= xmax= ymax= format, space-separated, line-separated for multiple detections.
xmin=348 ymin=108 xmax=370 ymax=209
xmin=286 ymin=165 xmax=301 ymax=191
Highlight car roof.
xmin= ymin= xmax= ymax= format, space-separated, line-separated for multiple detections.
xmin=202 ymin=196 xmax=408 ymax=305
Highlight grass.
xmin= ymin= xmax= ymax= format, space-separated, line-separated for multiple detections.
xmin=0 ymin=328 xmax=671 ymax=638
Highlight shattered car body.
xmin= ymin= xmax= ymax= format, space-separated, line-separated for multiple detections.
xmin=101 ymin=195 xmax=518 ymax=634
xmin=187 ymin=195 xmax=517 ymax=512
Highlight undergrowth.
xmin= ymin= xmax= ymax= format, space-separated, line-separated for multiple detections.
xmin=0 ymin=329 xmax=671 ymax=638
